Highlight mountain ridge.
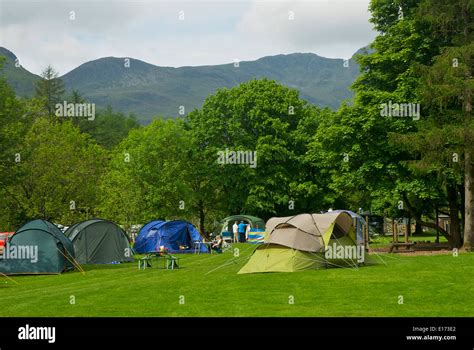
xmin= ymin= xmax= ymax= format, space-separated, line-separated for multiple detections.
xmin=0 ymin=47 xmax=365 ymax=122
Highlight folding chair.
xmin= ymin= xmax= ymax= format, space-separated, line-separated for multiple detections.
xmin=221 ymin=241 xmax=232 ymax=253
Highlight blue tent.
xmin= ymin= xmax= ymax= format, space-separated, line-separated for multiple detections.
xmin=134 ymin=220 xmax=209 ymax=254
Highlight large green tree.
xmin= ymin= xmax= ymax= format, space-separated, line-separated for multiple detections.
xmin=389 ymin=0 xmax=473 ymax=248
xmin=414 ymin=0 xmax=473 ymax=249
xmin=99 ymin=119 xmax=220 ymax=234
xmin=4 ymin=118 xmax=106 ymax=226
xmin=0 ymin=60 xmax=41 ymax=229
xmin=100 ymin=79 xmax=329 ymax=234
xmin=186 ymin=79 xmax=327 ymax=220
xmin=307 ymin=0 xmax=471 ymax=248
xmin=308 ymin=1 xmax=426 ymax=223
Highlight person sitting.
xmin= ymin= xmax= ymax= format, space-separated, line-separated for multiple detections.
xmin=211 ymin=235 xmax=224 ymax=253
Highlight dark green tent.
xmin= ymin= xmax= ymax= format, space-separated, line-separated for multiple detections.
xmin=65 ymin=219 xmax=133 ymax=264
xmin=218 ymin=215 xmax=265 ymax=231
xmin=0 ymin=219 xmax=75 ymax=275
xmin=217 ymin=215 xmax=265 ymax=241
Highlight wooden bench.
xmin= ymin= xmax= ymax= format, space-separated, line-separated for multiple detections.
xmin=389 ymin=242 xmax=415 ymax=253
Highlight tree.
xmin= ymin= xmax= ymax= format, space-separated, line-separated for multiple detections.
xmin=414 ymin=0 xmax=474 ymax=250
xmin=386 ymin=0 xmax=473 ymax=248
xmin=76 ymin=106 xmax=140 ymax=150
xmin=70 ymin=89 xmax=86 ymax=104
xmin=99 ymin=119 xmax=210 ymax=231
xmin=0 ymin=59 xmax=41 ymax=229
xmin=100 ymin=79 xmax=327 ymax=234
xmin=186 ymin=79 xmax=326 ymax=220
xmin=307 ymin=0 xmax=470 ymax=248
xmin=34 ymin=65 xmax=65 ymax=118
xmin=5 ymin=118 xmax=106 ymax=225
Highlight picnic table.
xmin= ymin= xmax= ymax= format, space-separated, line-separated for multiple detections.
xmin=138 ymin=255 xmax=153 ymax=269
xmin=138 ymin=252 xmax=180 ymax=270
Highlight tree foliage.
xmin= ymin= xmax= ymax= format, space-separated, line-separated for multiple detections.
xmin=34 ymin=65 xmax=65 ymax=118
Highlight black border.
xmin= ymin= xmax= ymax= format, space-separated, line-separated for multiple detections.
xmin=0 ymin=317 xmax=472 ymax=347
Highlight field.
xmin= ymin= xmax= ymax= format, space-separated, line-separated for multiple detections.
xmin=1 ymin=244 xmax=473 ymax=317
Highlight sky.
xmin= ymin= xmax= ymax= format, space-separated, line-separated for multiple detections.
xmin=0 ymin=0 xmax=376 ymax=76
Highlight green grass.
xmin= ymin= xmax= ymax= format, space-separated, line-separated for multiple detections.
xmin=1 ymin=244 xmax=473 ymax=317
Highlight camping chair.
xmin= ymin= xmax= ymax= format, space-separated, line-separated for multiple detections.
xmin=221 ymin=240 xmax=232 ymax=253
xmin=221 ymin=231 xmax=233 ymax=242
xmin=193 ymin=240 xmax=201 ymax=254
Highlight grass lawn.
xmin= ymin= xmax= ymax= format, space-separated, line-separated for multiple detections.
xmin=1 ymin=244 xmax=473 ymax=317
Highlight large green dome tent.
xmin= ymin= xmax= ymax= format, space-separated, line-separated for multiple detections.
xmin=65 ymin=219 xmax=133 ymax=264
xmin=0 ymin=219 xmax=75 ymax=275
xmin=238 ymin=212 xmax=361 ymax=273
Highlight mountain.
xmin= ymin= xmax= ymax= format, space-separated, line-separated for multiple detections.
xmin=0 ymin=47 xmax=40 ymax=96
xmin=0 ymin=48 xmax=363 ymax=123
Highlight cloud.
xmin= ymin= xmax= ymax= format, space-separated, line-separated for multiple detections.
xmin=237 ymin=0 xmax=374 ymax=58
xmin=0 ymin=0 xmax=375 ymax=75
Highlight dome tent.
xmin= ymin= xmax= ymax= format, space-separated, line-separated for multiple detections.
xmin=65 ymin=219 xmax=133 ymax=264
xmin=325 ymin=209 xmax=367 ymax=245
xmin=218 ymin=215 xmax=265 ymax=232
xmin=238 ymin=212 xmax=360 ymax=274
xmin=134 ymin=220 xmax=208 ymax=254
xmin=217 ymin=215 xmax=265 ymax=242
xmin=0 ymin=219 xmax=75 ymax=275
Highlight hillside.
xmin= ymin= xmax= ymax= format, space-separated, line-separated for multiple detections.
xmin=0 ymin=47 xmax=40 ymax=96
xmin=0 ymin=48 xmax=363 ymax=122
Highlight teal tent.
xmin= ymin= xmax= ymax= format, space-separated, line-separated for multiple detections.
xmin=217 ymin=215 xmax=265 ymax=241
xmin=0 ymin=219 xmax=75 ymax=275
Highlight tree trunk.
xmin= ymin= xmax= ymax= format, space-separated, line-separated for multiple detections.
xmin=459 ymin=184 xmax=465 ymax=233
xmin=198 ymin=200 xmax=206 ymax=238
xmin=407 ymin=217 xmax=412 ymax=238
xmin=402 ymin=193 xmax=452 ymax=245
xmin=415 ymin=220 xmax=423 ymax=235
xmin=447 ymin=184 xmax=462 ymax=248
xmin=463 ymin=150 xmax=474 ymax=250
xmin=462 ymin=1 xmax=473 ymax=250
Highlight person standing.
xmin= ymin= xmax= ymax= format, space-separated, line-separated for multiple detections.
xmin=246 ymin=223 xmax=252 ymax=241
xmin=238 ymin=221 xmax=247 ymax=243
xmin=232 ymin=221 xmax=239 ymax=243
